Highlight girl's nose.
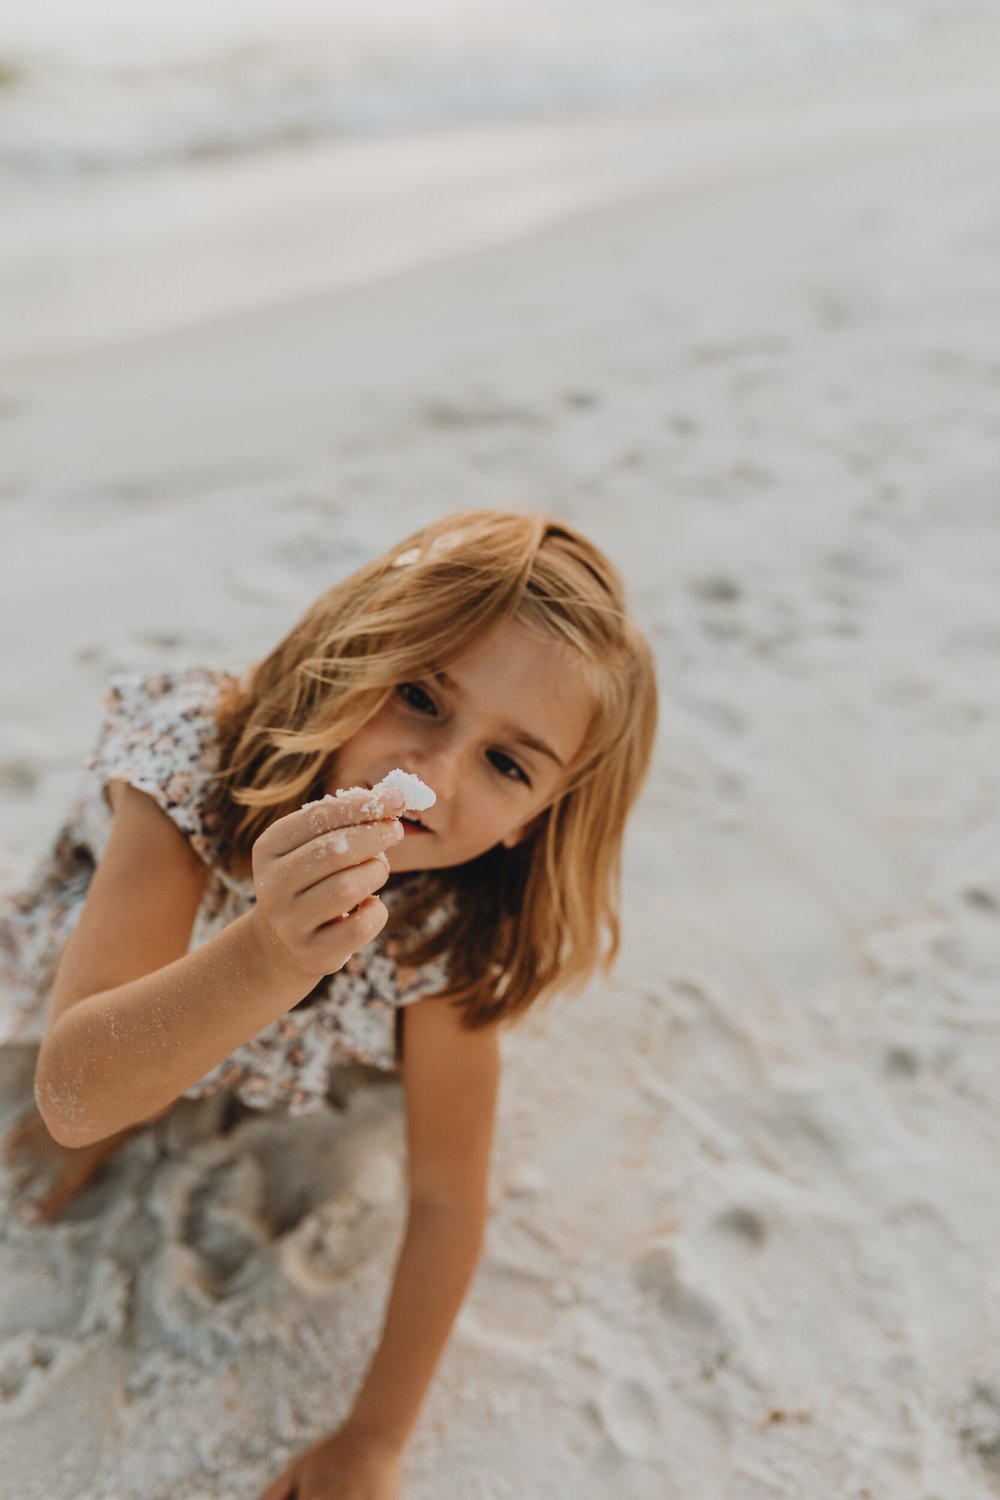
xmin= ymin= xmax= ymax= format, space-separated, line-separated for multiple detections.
xmin=408 ymin=749 xmax=458 ymax=804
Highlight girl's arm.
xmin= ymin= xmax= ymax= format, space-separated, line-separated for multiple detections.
xmin=35 ymin=781 xmax=403 ymax=1147
xmin=260 ymin=996 xmax=498 ymax=1497
xmin=344 ymin=993 xmax=499 ymax=1451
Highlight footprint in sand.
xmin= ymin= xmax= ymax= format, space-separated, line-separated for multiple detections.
xmin=630 ymin=1244 xmax=735 ymax=1382
xmin=563 ymin=388 xmax=600 ymax=410
xmin=458 ymin=1262 xmax=561 ymax=1345
xmin=596 ymin=1376 xmax=663 ymax=1461
xmin=748 ymin=1086 xmax=862 ymax=1188
xmin=279 ymin=1189 xmax=398 ymax=1297
xmin=148 ymin=1098 xmax=406 ymax=1342
xmin=417 ymin=395 xmax=549 ymax=432
xmin=693 ymin=1203 xmax=770 ymax=1291
xmin=689 ymin=573 xmax=742 ymax=605
xmin=0 ymin=756 xmax=38 ymax=794
xmin=0 ymin=1332 xmax=80 ymax=1414
xmin=959 ymin=1380 xmax=1000 ymax=1479
xmin=711 ymin=1205 xmax=767 ymax=1247
xmin=178 ymin=1154 xmax=269 ymax=1295
xmin=660 ymin=975 xmax=768 ymax=1097
xmin=0 ymin=1256 xmax=88 ymax=1340
xmin=143 ymin=1138 xmax=273 ymax=1356
xmin=0 ymin=1332 xmax=55 ymax=1401
xmin=962 ymin=885 xmax=1000 ymax=915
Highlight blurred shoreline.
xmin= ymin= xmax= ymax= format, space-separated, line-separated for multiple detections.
xmin=2 ymin=14 xmax=1000 ymax=369
xmin=3 ymin=0 xmax=990 ymax=177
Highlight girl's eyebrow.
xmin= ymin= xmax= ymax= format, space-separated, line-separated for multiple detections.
xmin=433 ymin=669 xmax=565 ymax=768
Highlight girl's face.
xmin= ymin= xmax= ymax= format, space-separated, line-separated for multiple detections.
xmin=324 ymin=617 xmax=595 ymax=874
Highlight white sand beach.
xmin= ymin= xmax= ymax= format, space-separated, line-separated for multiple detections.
xmin=2 ymin=11 xmax=1000 ymax=1497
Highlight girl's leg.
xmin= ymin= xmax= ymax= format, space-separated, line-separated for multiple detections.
xmin=3 ymin=1103 xmax=172 ymax=1224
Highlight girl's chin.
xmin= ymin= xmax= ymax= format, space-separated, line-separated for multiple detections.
xmin=386 ymin=841 xmax=430 ymax=867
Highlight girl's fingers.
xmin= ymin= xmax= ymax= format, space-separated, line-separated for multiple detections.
xmin=297 ymin=856 xmax=390 ymax=929
xmin=265 ymin=786 xmax=406 ymax=858
xmin=289 ymin=820 xmax=404 ymax=896
xmin=309 ymin=893 xmax=389 ymax=967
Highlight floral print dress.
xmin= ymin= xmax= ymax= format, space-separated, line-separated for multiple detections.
xmin=0 ymin=668 xmax=452 ymax=1116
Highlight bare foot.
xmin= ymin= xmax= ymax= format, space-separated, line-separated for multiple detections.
xmin=2 ymin=1106 xmax=141 ymax=1224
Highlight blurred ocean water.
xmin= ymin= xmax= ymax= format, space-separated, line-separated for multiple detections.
xmin=0 ymin=0 xmax=997 ymax=175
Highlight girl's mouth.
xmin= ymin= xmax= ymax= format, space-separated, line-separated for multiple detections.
xmin=400 ymin=816 xmax=431 ymax=835
xmin=360 ymin=784 xmax=434 ymax=834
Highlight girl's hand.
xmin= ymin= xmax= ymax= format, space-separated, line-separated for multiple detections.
xmin=250 ymin=786 xmax=407 ymax=983
xmin=258 ymin=1425 xmax=402 ymax=1500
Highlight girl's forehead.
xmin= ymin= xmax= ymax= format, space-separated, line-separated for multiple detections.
xmin=442 ymin=619 xmax=591 ymax=687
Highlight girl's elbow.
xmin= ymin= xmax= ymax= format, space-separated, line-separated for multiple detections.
xmin=33 ymin=1050 xmax=97 ymax=1149
xmin=33 ymin=1095 xmax=84 ymax=1150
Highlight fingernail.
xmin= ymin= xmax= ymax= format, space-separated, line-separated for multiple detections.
xmin=389 ymin=820 xmax=405 ymax=844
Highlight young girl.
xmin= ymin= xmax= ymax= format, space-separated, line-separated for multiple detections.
xmin=1 ymin=509 xmax=657 ymax=1500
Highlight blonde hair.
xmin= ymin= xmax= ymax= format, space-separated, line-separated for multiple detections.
xmin=205 ymin=510 xmax=658 ymax=1029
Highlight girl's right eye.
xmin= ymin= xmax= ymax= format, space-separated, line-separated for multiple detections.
xmin=397 ymin=683 xmax=437 ymax=714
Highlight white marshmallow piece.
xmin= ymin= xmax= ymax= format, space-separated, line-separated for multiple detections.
xmin=375 ymin=768 xmax=437 ymax=813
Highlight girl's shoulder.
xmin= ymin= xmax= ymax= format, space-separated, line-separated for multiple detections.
xmin=84 ymin=664 xmax=241 ymax=868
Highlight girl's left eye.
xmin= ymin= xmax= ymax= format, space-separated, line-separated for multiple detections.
xmin=397 ymin=683 xmax=437 ymax=714
xmin=397 ymin=684 xmax=529 ymax=784
xmin=489 ymin=750 xmax=529 ymax=784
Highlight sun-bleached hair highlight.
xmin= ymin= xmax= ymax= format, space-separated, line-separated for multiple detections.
xmin=205 ymin=510 xmax=658 ymax=1030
